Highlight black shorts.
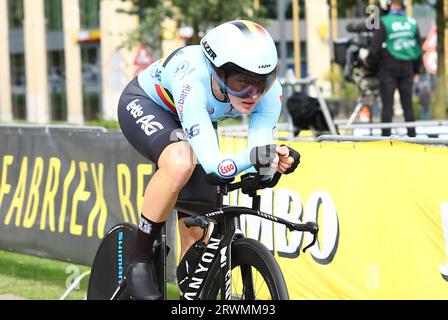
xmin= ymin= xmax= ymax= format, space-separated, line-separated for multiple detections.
xmin=117 ymin=77 xmax=217 ymax=219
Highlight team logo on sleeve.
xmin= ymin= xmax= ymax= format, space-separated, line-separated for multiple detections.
xmin=218 ymin=160 xmax=237 ymax=177
xmin=150 ymin=67 xmax=162 ymax=82
xmin=185 ymin=124 xmax=200 ymax=139
xmin=172 ymin=125 xmax=200 ymax=141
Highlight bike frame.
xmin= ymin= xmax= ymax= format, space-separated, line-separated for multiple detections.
xmin=110 ymin=173 xmax=318 ymax=301
xmin=175 ymin=179 xmax=317 ymax=300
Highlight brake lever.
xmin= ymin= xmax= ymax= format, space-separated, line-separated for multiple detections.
xmin=302 ymin=222 xmax=319 ymax=253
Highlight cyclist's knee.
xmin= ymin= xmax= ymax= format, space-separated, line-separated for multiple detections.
xmin=170 ymin=164 xmax=194 ymax=192
xmin=159 ymin=142 xmax=195 ymax=191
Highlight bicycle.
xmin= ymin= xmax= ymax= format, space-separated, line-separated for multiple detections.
xmin=87 ymin=158 xmax=319 ymax=300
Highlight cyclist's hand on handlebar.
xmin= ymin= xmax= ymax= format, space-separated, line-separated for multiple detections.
xmin=250 ymin=144 xmax=278 ymax=176
xmin=279 ymin=145 xmax=301 ymax=175
xmin=276 ymin=145 xmax=293 ymax=174
xmin=250 ymin=144 xmax=301 ymax=176
xmin=270 ymin=153 xmax=280 ymax=174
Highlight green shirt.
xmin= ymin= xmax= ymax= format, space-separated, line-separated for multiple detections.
xmin=381 ymin=14 xmax=422 ymax=61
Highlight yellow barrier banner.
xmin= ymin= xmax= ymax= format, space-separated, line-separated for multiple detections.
xmin=220 ymin=137 xmax=448 ymax=299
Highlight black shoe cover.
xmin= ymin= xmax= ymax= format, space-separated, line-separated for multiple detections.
xmin=126 ymin=262 xmax=162 ymax=300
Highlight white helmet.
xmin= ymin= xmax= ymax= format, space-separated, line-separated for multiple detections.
xmin=200 ymin=20 xmax=278 ymax=99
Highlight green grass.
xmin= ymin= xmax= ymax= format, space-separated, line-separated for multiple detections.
xmin=0 ymin=250 xmax=181 ymax=300
xmin=0 ymin=250 xmax=90 ymax=300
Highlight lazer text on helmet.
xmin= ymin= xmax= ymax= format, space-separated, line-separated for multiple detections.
xmin=202 ymin=41 xmax=217 ymax=61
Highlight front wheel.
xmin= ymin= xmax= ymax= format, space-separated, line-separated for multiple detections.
xmin=201 ymin=238 xmax=289 ymax=300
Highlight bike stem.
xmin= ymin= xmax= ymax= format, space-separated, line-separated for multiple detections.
xmin=251 ymin=192 xmax=261 ymax=211
xmin=215 ymin=183 xmax=228 ymax=209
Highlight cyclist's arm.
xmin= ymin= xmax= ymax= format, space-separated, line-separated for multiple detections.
xmin=246 ymin=81 xmax=283 ymax=176
xmin=171 ymin=81 xmax=253 ymax=178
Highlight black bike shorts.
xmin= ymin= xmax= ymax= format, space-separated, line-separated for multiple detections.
xmin=117 ymin=77 xmax=217 ymax=219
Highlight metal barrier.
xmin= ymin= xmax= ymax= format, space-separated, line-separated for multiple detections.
xmin=0 ymin=124 xmax=108 ymax=134
xmin=334 ymin=120 xmax=448 ymax=138
xmin=336 ymin=120 xmax=448 ymax=130
xmin=218 ymin=122 xmax=317 ymax=142
xmin=219 ymin=122 xmax=448 ymax=144
xmin=317 ymin=134 xmax=448 ymax=146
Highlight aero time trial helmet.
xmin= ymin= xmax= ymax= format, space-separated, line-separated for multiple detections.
xmin=200 ymin=20 xmax=278 ymax=99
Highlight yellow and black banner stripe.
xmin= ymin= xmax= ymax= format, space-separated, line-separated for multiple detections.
xmin=0 ymin=127 xmax=180 ymax=268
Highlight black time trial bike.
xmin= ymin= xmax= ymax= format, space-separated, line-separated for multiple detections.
xmin=87 ymin=149 xmax=318 ymax=300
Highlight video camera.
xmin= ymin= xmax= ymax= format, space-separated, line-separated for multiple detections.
xmin=334 ymin=22 xmax=379 ymax=97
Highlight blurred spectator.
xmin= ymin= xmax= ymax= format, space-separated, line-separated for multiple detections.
xmin=418 ymin=82 xmax=431 ymax=120
xmin=361 ymin=0 xmax=422 ymax=137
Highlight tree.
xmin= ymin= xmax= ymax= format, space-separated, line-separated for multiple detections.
xmin=118 ymin=0 xmax=167 ymax=53
xmin=119 ymin=0 xmax=266 ymax=54
xmin=434 ymin=0 xmax=447 ymax=119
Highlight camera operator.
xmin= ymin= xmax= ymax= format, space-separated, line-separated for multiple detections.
xmin=360 ymin=0 xmax=422 ymax=137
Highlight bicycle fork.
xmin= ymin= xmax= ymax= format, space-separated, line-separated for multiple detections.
xmin=218 ymin=229 xmax=234 ymax=300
